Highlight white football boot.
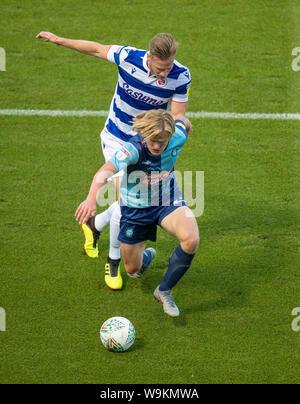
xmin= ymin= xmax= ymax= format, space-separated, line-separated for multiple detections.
xmin=153 ymin=285 xmax=180 ymax=317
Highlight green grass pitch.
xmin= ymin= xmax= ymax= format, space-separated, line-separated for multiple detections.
xmin=0 ymin=0 xmax=300 ymax=384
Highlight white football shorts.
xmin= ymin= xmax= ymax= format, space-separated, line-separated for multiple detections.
xmin=100 ymin=128 xmax=125 ymax=179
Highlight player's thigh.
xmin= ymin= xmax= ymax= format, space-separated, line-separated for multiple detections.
xmin=121 ymin=241 xmax=146 ymax=272
xmin=101 ymin=132 xmax=123 ymax=203
xmin=101 ymin=130 xmax=123 ymax=161
xmin=160 ymin=206 xmax=199 ymax=247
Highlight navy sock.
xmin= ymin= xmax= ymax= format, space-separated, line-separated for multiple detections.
xmin=159 ymin=245 xmax=195 ymax=291
xmin=142 ymin=249 xmax=152 ymax=269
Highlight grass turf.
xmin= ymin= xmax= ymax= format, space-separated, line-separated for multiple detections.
xmin=0 ymin=0 xmax=299 ymax=384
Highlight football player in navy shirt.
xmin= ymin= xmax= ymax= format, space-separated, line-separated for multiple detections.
xmin=75 ymin=110 xmax=199 ymax=317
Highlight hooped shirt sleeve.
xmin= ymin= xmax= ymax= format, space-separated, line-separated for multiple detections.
xmin=109 ymin=142 xmax=140 ymax=172
xmin=172 ymin=67 xmax=191 ymax=103
xmin=106 ymin=45 xmax=137 ymax=66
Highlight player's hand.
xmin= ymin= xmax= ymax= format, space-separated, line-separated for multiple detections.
xmin=176 ymin=116 xmax=192 ymax=134
xmin=75 ymin=199 xmax=97 ymax=225
xmin=182 ymin=117 xmax=192 ymax=134
xmin=36 ymin=32 xmax=62 ymax=45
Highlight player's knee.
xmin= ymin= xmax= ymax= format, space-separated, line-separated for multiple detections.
xmin=188 ymin=236 xmax=200 ymax=254
xmin=126 ymin=267 xmax=140 ymax=275
xmin=182 ymin=232 xmax=199 ymax=254
xmin=123 ymin=260 xmax=140 ymax=275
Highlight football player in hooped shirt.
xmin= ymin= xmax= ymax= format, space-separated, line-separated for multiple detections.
xmin=36 ymin=31 xmax=191 ymax=290
xmin=75 ymin=110 xmax=199 ymax=317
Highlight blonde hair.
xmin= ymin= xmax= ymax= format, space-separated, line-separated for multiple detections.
xmin=149 ymin=33 xmax=178 ymax=60
xmin=132 ymin=109 xmax=175 ymax=142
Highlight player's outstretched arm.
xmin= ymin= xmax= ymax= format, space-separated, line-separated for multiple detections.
xmin=36 ymin=31 xmax=111 ymax=59
xmin=75 ymin=162 xmax=117 ymax=224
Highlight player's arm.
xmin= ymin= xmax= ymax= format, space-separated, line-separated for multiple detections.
xmin=75 ymin=161 xmax=117 ymax=225
xmin=171 ymin=65 xmax=192 ymax=129
xmin=172 ymin=107 xmax=192 ymax=135
xmin=36 ymin=31 xmax=111 ymax=59
xmin=171 ymin=100 xmax=192 ymax=134
xmin=171 ymin=100 xmax=187 ymax=119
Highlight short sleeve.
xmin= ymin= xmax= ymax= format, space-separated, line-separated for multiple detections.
xmin=106 ymin=45 xmax=137 ymax=66
xmin=109 ymin=142 xmax=140 ymax=172
xmin=174 ymin=121 xmax=188 ymax=147
xmin=175 ymin=120 xmax=187 ymax=137
xmin=172 ymin=68 xmax=191 ymax=103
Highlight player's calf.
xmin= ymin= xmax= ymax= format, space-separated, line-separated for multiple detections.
xmin=126 ymin=248 xmax=156 ymax=278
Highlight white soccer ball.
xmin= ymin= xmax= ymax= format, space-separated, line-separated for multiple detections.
xmin=100 ymin=316 xmax=135 ymax=352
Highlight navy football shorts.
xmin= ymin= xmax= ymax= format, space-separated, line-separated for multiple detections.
xmin=118 ymin=201 xmax=187 ymax=245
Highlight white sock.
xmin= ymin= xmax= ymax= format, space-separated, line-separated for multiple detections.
xmin=109 ymin=203 xmax=121 ymax=260
xmin=94 ymin=201 xmax=118 ymax=232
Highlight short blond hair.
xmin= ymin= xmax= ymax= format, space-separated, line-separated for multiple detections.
xmin=149 ymin=33 xmax=178 ymax=60
xmin=132 ymin=109 xmax=175 ymax=142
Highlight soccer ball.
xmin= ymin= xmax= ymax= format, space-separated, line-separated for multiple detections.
xmin=100 ymin=316 xmax=135 ymax=352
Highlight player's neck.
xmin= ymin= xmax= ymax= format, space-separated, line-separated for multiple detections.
xmin=146 ymin=58 xmax=154 ymax=77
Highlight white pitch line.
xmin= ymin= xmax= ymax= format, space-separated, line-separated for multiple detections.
xmin=0 ymin=109 xmax=108 ymax=117
xmin=187 ymin=111 xmax=300 ymax=120
xmin=0 ymin=109 xmax=300 ymax=120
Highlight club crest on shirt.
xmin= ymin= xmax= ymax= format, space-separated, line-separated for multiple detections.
xmin=171 ymin=148 xmax=179 ymax=157
xmin=156 ymin=78 xmax=167 ymax=87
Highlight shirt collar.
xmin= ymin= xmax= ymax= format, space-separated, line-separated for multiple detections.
xmin=143 ymin=51 xmax=156 ymax=78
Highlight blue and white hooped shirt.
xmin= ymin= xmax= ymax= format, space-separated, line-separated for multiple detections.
xmin=105 ymin=45 xmax=191 ymax=142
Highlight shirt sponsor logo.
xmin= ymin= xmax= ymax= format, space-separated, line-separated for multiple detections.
xmin=140 ymin=169 xmax=172 ymax=185
xmin=123 ymin=83 xmax=166 ymax=106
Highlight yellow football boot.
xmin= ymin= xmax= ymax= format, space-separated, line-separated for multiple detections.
xmin=105 ymin=257 xmax=123 ymax=290
xmin=81 ymin=216 xmax=100 ymax=258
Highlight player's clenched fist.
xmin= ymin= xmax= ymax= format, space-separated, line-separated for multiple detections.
xmin=36 ymin=32 xmax=62 ymax=45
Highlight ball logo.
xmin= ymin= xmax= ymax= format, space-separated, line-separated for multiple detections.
xmin=156 ymin=78 xmax=167 ymax=87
